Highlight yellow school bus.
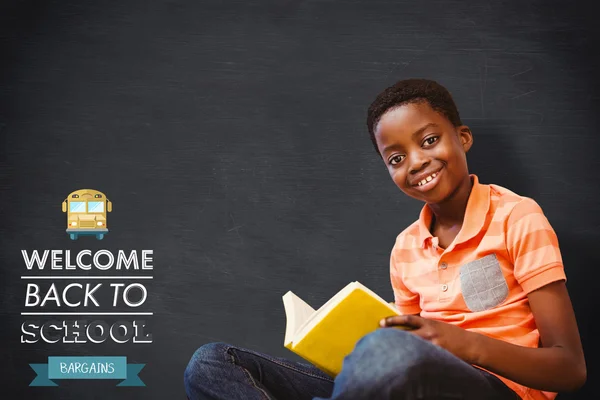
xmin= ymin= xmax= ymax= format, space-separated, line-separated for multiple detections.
xmin=62 ymin=189 xmax=112 ymax=240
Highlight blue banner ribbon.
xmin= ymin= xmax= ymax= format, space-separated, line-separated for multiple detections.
xmin=29 ymin=356 xmax=145 ymax=386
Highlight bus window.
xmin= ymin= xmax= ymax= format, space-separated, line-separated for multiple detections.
xmin=70 ymin=202 xmax=86 ymax=213
xmin=88 ymin=201 xmax=105 ymax=212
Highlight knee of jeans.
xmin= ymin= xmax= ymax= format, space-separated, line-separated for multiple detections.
xmin=184 ymin=342 xmax=231 ymax=384
xmin=336 ymin=329 xmax=439 ymax=392
xmin=352 ymin=329 xmax=436 ymax=371
xmin=354 ymin=328 xmax=419 ymax=353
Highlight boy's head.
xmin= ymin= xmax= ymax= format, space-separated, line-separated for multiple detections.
xmin=366 ymin=79 xmax=474 ymax=205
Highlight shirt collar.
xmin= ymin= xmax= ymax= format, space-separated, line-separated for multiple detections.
xmin=417 ymin=174 xmax=490 ymax=249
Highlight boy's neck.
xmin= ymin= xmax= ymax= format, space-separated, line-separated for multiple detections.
xmin=427 ymin=174 xmax=474 ymax=229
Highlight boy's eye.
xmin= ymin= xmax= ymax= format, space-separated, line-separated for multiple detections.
xmin=389 ymin=155 xmax=405 ymax=165
xmin=423 ymin=136 xmax=439 ymax=146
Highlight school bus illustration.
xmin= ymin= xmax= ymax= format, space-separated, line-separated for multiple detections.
xmin=62 ymin=189 xmax=112 ymax=240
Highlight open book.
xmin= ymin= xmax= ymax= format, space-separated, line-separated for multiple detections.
xmin=282 ymin=281 xmax=405 ymax=377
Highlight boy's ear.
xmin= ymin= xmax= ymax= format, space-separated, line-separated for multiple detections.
xmin=457 ymin=126 xmax=473 ymax=152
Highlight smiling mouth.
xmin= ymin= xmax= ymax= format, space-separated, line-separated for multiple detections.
xmin=413 ymin=168 xmax=442 ymax=186
xmin=416 ymin=171 xmax=439 ymax=186
xmin=411 ymin=167 xmax=444 ymax=191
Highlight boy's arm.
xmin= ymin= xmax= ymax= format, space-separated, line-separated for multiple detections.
xmin=471 ymin=280 xmax=586 ymax=392
xmin=382 ymin=198 xmax=586 ymax=392
xmin=381 ymin=281 xmax=586 ymax=392
xmin=468 ymin=197 xmax=586 ymax=391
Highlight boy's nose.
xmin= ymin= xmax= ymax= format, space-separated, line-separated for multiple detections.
xmin=409 ymin=153 xmax=431 ymax=174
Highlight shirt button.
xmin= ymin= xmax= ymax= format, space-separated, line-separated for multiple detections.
xmin=441 ymin=284 xmax=448 ymax=292
xmin=440 ymin=262 xmax=447 ymax=270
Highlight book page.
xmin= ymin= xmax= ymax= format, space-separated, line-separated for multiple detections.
xmin=283 ymin=291 xmax=316 ymax=346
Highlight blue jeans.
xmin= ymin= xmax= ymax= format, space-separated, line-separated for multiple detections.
xmin=184 ymin=328 xmax=520 ymax=399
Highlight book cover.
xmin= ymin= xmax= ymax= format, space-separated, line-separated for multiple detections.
xmin=283 ymin=282 xmax=402 ymax=377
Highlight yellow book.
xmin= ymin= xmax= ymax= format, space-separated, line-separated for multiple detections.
xmin=282 ymin=281 xmax=404 ymax=377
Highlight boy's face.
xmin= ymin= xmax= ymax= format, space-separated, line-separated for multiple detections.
xmin=374 ymin=101 xmax=473 ymax=204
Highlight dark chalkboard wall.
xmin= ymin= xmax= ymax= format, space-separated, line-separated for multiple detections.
xmin=1 ymin=0 xmax=598 ymax=398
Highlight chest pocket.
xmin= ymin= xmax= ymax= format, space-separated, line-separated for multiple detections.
xmin=459 ymin=254 xmax=509 ymax=312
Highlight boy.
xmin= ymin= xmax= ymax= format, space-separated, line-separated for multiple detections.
xmin=184 ymin=79 xmax=586 ymax=399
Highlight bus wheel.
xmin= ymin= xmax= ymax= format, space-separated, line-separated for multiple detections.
xmin=70 ymin=233 xmax=77 ymax=240
xmin=97 ymin=234 xmax=104 ymax=240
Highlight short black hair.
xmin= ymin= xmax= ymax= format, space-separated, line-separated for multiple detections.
xmin=366 ymin=79 xmax=462 ymax=155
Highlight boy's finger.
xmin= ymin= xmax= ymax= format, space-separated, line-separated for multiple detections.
xmin=379 ymin=314 xmax=423 ymax=328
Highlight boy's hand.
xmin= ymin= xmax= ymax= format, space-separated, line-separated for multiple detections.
xmin=379 ymin=315 xmax=477 ymax=364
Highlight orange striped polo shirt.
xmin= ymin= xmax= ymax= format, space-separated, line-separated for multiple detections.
xmin=390 ymin=174 xmax=566 ymax=400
